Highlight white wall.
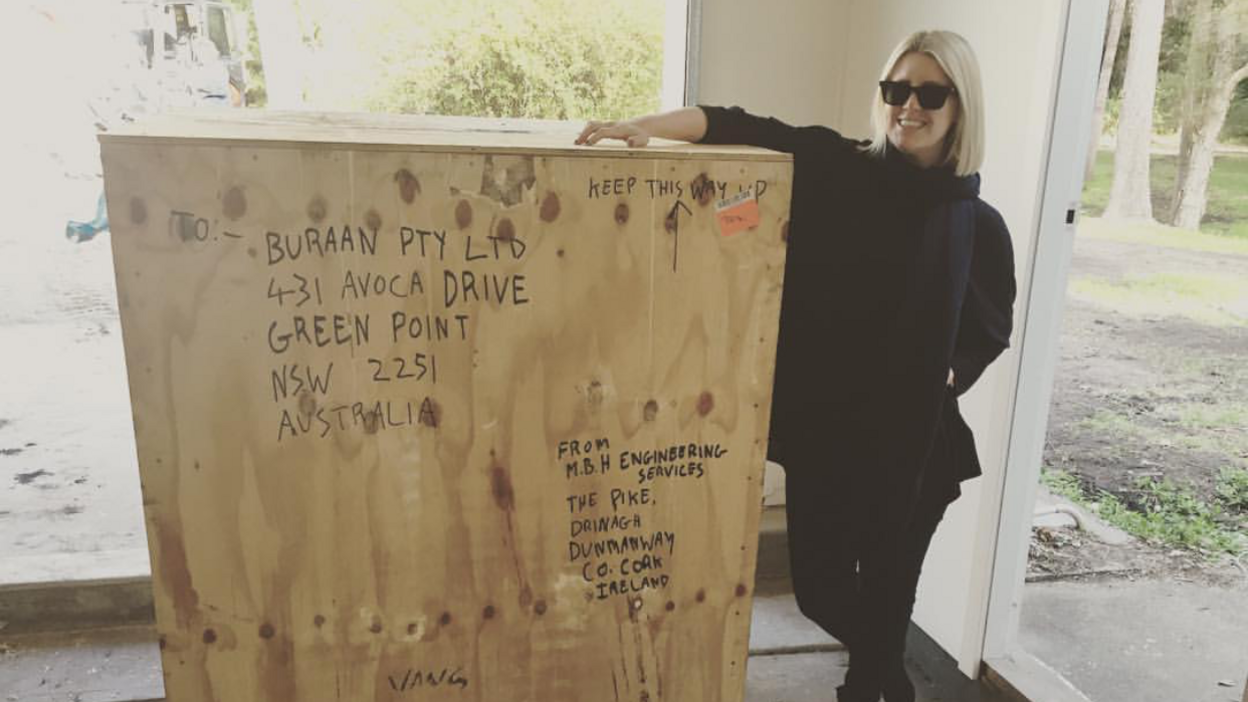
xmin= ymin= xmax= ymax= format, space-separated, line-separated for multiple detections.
xmin=695 ymin=2 xmax=848 ymax=126
xmin=696 ymin=0 xmax=1068 ymax=676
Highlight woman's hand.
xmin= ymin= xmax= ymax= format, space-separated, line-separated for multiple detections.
xmin=575 ymin=108 xmax=708 ymax=146
xmin=947 ymin=369 xmax=955 ymax=387
xmin=576 ymin=120 xmax=651 ymax=147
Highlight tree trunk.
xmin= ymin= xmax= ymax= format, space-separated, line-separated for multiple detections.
xmin=1105 ymin=0 xmax=1166 ymax=220
xmin=1167 ymin=0 xmax=1215 ymax=224
xmin=1168 ymin=1 xmax=1248 ymax=230
xmin=1085 ymin=0 xmax=1128 ymax=181
xmin=1172 ymin=61 xmax=1248 ymax=230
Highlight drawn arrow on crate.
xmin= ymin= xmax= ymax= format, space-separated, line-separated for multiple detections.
xmin=665 ymin=199 xmax=693 ymax=273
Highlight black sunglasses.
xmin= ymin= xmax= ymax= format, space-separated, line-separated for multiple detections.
xmin=879 ymin=81 xmax=957 ymax=110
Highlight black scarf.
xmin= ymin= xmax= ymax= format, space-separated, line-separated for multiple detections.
xmin=868 ymin=143 xmax=981 ymax=528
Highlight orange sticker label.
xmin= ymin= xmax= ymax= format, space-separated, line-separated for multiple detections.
xmin=714 ymin=189 xmax=760 ymax=236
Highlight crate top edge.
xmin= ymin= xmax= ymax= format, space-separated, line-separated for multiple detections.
xmin=99 ymin=109 xmax=792 ymax=164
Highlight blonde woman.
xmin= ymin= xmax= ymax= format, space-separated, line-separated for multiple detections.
xmin=579 ymin=31 xmax=1016 ymax=702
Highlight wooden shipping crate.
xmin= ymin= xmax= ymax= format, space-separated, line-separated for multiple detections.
xmin=100 ymin=111 xmax=792 ymax=702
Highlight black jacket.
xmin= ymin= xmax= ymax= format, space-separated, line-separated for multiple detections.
xmin=698 ymin=106 xmax=1016 ymax=505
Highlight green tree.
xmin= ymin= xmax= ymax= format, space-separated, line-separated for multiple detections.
xmin=1166 ymin=0 xmax=1248 ymax=230
xmin=364 ymin=0 xmax=664 ymax=120
xmin=1223 ymin=81 xmax=1248 ymax=143
xmin=224 ymin=0 xmax=267 ymax=106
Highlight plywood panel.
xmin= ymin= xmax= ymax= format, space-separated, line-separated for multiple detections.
xmin=104 ymin=110 xmax=785 ymax=162
xmin=100 ymin=115 xmax=791 ymax=702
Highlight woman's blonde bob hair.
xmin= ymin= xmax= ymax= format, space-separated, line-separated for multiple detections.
xmin=864 ymin=30 xmax=985 ymax=177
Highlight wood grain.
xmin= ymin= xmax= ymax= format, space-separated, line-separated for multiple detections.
xmin=101 ymin=114 xmax=791 ymax=702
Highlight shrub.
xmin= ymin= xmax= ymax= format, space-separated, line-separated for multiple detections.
xmin=1215 ymin=466 xmax=1248 ymax=513
xmin=364 ymin=0 xmax=664 ymax=120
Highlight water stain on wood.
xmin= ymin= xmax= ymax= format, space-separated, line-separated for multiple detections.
xmin=222 ymin=187 xmax=247 ymax=220
xmin=173 ymin=215 xmax=198 ymax=242
xmin=362 ymin=409 xmax=380 ymax=434
xmin=306 ymin=196 xmax=327 ymax=223
xmin=587 ymin=380 xmax=605 ymax=408
xmin=455 ymin=200 xmax=473 ymax=229
xmin=697 ymin=392 xmax=715 ymax=417
xmin=395 ymin=168 xmax=421 ymax=204
xmin=297 ymin=391 xmax=317 ymax=418
xmin=418 ymin=397 xmax=441 ymax=428
xmin=691 ymin=173 xmax=714 ymax=206
xmin=540 ymin=191 xmax=561 ymax=222
xmin=491 ymin=465 xmax=515 ymax=511
xmin=129 ymin=197 xmax=147 ymax=225
xmin=496 ymin=217 xmax=516 ymax=243
xmin=154 ymin=522 xmax=200 ymax=629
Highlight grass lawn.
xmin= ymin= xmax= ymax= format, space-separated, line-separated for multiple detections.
xmin=1072 ymin=218 xmax=1248 ymax=327
xmin=1077 ymin=216 xmax=1248 ymax=256
xmin=1082 ymin=150 xmax=1248 ymax=240
xmin=1068 ymin=270 xmax=1248 ymax=327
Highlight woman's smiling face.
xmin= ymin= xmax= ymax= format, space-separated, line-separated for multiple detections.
xmin=885 ymin=52 xmax=958 ymax=169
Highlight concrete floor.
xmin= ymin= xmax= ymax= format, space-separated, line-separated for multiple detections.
xmin=0 ymin=166 xmax=151 ymax=589
xmin=0 ymin=593 xmax=1012 ymax=702
xmin=1019 ymin=579 xmax=1248 ymax=702
xmin=0 ymin=626 xmax=164 ymax=702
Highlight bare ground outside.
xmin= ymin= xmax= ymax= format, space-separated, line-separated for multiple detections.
xmin=1030 ymin=216 xmax=1248 ymax=587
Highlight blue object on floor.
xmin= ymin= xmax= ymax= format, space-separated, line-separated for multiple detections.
xmin=66 ymin=191 xmax=110 ymax=243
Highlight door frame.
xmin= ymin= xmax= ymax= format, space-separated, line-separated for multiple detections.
xmin=979 ymin=0 xmax=1110 ymax=670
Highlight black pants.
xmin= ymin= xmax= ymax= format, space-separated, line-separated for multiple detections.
xmin=784 ymin=427 xmax=958 ymax=700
